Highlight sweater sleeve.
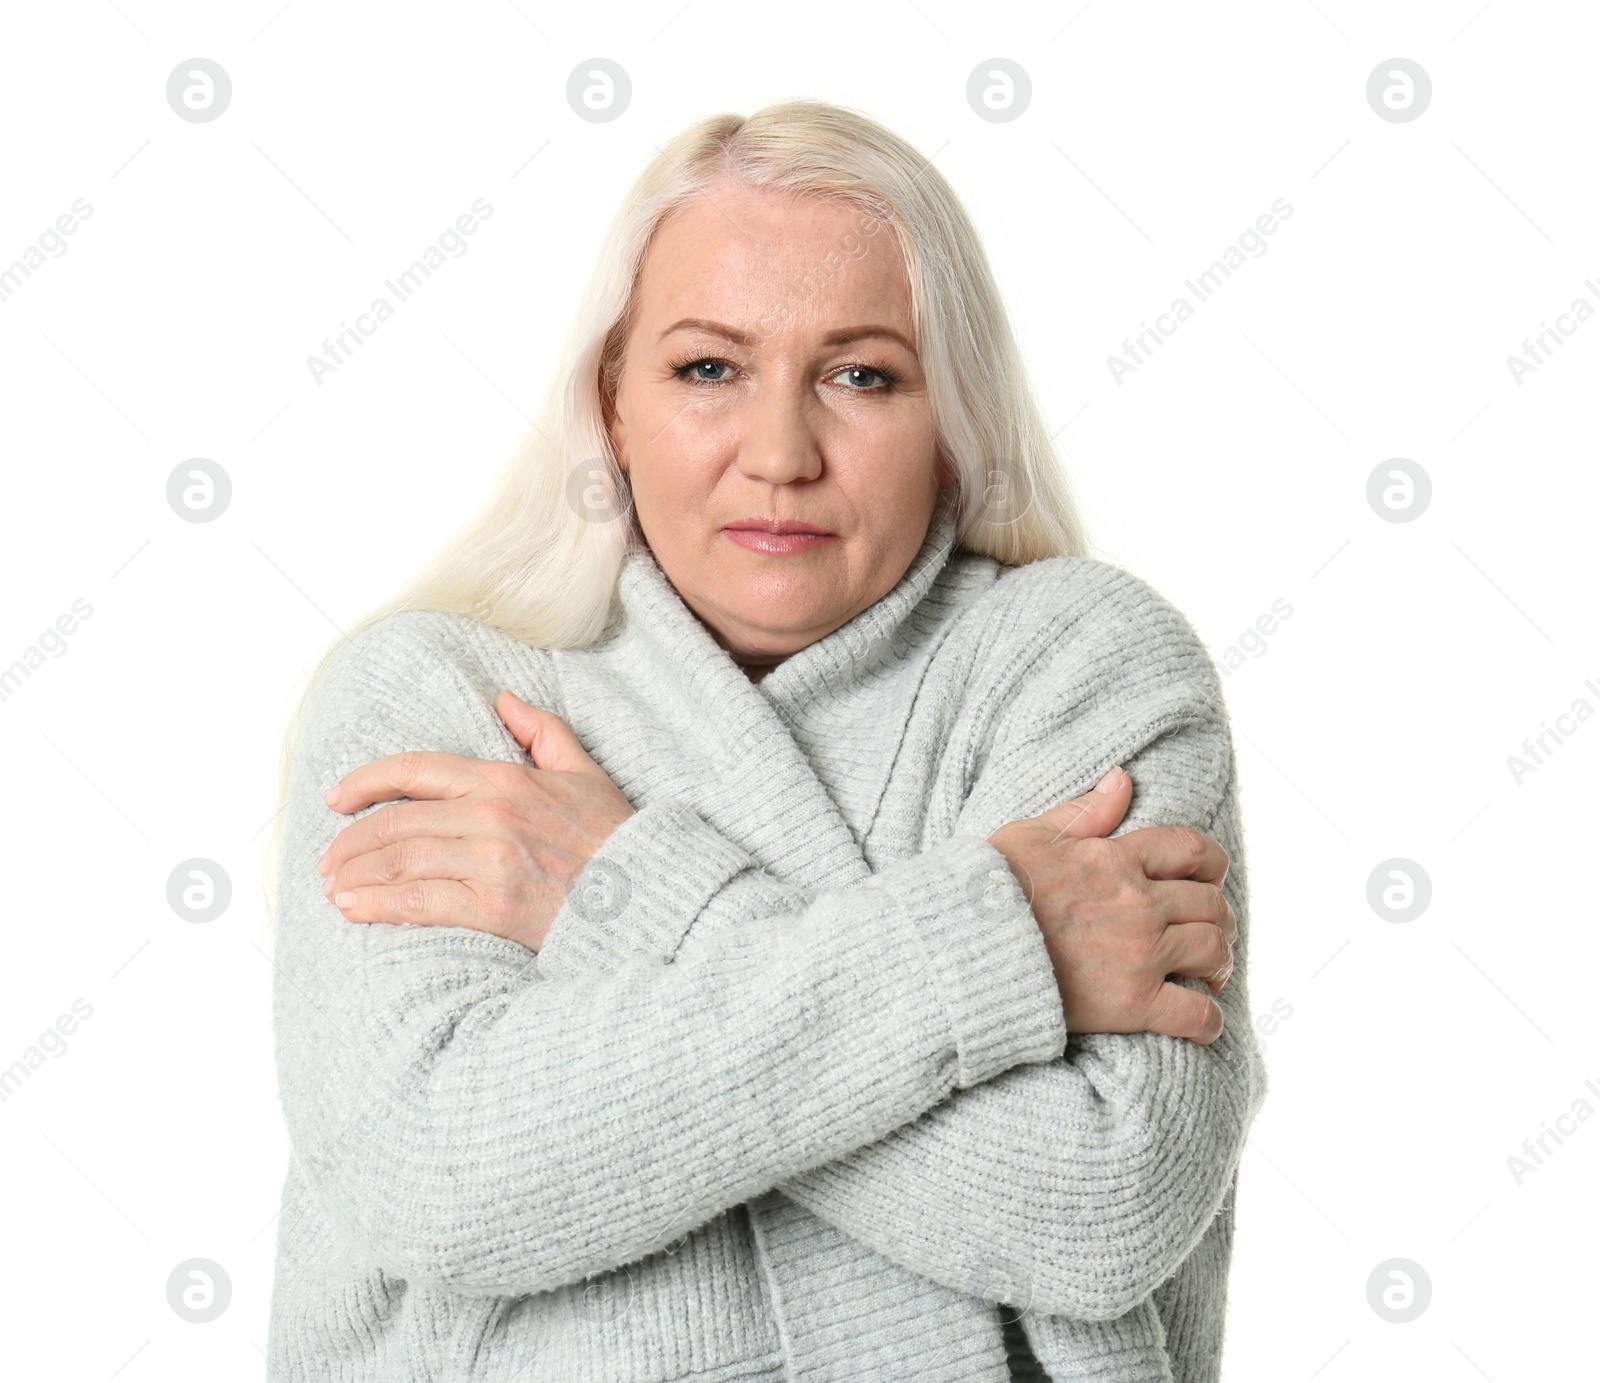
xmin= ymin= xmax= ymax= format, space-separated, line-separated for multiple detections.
xmin=777 ymin=706 xmax=1266 ymax=1322
xmin=1143 ymin=1173 xmax=1239 ymax=1382
xmin=269 ymin=614 xmax=1067 ymax=1301
xmin=539 ymin=586 xmax=1268 ymax=1324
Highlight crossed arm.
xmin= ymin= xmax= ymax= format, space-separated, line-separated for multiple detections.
xmin=537 ymin=680 xmax=1264 ymax=1320
xmin=276 ymin=614 xmax=1265 ymax=1320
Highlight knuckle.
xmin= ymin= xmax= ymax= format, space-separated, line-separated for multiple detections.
xmin=372 ymin=804 xmax=404 ymax=846
xmin=1127 ymin=889 xmax=1164 ymax=932
xmin=481 ymin=796 xmax=525 ymax=830
xmin=1152 ymin=982 xmax=1222 ymax=1044
xmin=1205 ymin=928 xmax=1232 ymax=969
xmin=398 ymin=881 xmax=429 ymax=917
xmin=485 ymin=834 xmax=522 ymax=872
xmin=394 ymin=750 xmax=430 ymax=783
xmin=1109 ymin=876 xmax=1152 ymax=915
xmin=492 ymin=832 xmax=531 ymax=877
xmin=1146 ymin=981 xmax=1183 ymax=1031
xmin=1072 ymin=835 xmax=1120 ymax=870
xmin=378 ymin=842 xmax=409 ymax=884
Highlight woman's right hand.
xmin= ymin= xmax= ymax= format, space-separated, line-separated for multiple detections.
xmin=986 ymin=766 xmax=1236 ymax=1046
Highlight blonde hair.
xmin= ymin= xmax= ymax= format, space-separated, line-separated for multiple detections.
xmin=261 ymin=97 xmax=1090 ymax=936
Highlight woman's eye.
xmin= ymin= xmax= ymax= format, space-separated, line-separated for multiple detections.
xmin=675 ymin=358 xmax=734 ymax=384
xmin=830 ymin=365 xmax=894 ymax=390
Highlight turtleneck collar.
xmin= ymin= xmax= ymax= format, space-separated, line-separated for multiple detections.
xmin=584 ymin=491 xmax=964 ymax=881
xmin=614 ymin=491 xmax=962 ymax=723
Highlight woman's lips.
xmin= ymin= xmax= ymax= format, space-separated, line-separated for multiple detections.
xmin=723 ymin=529 xmax=837 ymax=555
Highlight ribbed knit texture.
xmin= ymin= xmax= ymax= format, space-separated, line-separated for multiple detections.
xmin=266 ymin=492 xmax=1267 ymax=1381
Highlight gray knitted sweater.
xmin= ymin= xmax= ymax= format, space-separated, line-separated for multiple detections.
xmin=266 ymin=496 xmax=1267 ymax=1382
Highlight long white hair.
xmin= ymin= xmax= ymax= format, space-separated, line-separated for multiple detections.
xmin=262 ymin=97 xmax=1090 ymax=935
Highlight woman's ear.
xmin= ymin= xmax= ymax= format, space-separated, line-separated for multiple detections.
xmin=602 ymin=375 xmax=629 ymax=474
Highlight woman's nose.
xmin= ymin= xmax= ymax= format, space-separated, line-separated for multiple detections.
xmin=734 ymin=380 xmax=823 ymax=484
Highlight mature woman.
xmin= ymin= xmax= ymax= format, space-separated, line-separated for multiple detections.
xmin=264 ymin=100 xmax=1266 ymax=1383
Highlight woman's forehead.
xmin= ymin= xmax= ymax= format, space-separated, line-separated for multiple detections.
xmin=636 ymin=189 xmax=911 ymax=338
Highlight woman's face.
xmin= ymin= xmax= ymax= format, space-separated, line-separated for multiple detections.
xmin=606 ymin=178 xmax=954 ymax=679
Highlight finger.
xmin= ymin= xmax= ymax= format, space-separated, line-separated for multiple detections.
xmin=1158 ymin=922 xmax=1234 ymax=995
xmin=326 ymin=751 xmax=488 ymax=814
xmin=1122 ymin=824 xmax=1229 ymax=885
xmin=320 ymin=798 xmax=474 ymax=879
xmin=324 ymin=835 xmax=486 ymax=898
xmin=1148 ymin=877 xmax=1237 ymax=945
xmin=1144 ymin=980 xmax=1225 ymax=1046
xmin=331 ymin=876 xmax=482 ymax=930
xmin=1041 ymin=765 xmax=1131 ymax=845
xmin=496 ymin=692 xmax=602 ymax=776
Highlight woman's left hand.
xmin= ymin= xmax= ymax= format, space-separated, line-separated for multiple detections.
xmin=317 ymin=690 xmax=636 ymax=951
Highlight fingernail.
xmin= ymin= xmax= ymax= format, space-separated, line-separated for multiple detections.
xmin=324 ymin=788 xmax=338 ymax=806
xmin=317 ymin=852 xmax=329 ymax=874
xmin=334 ymin=892 xmax=356 ymax=909
xmin=1093 ymin=766 xmax=1123 ymax=794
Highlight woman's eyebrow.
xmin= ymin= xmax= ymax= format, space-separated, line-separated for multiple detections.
xmin=657 ymin=318 xmax=916 ymax=353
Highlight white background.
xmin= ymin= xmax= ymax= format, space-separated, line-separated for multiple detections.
xmin=1 ymin=1 xmax=1594 ymax=1379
